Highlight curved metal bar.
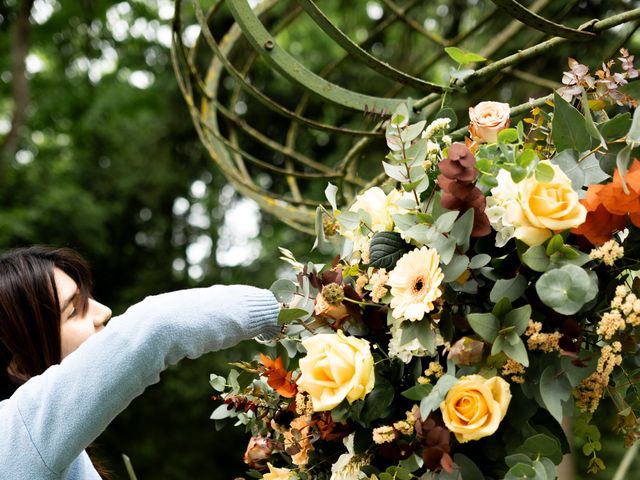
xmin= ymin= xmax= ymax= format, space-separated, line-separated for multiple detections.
xmin=225 ymin=0 xmax=404 ymax=113
xmin=490 ymin=0 xmax=594 ymax=40
xmin=294 ymin=0 xmax=448 ymax=93
xmin=192 ymin=1 xmax=382 ymax=137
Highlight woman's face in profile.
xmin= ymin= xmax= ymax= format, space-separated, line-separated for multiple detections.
xmin=54 ymin=268 xmax=112 ymax=358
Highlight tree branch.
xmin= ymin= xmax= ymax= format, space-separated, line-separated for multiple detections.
xmin=1 ymin=0 xmax=35 ymax=162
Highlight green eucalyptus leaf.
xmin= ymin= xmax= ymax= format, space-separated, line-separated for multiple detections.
xmin=540 ymin=366 xmax=572 ymax=423
xmin=551 ymin=150 xmax=584 ymax=191
xmin=522 ymin=245 xmax=550 ymax=272
xmin=469 ymin=253 xmax=491 ymax=269
xmin=498 ymin=128 xmax=519 ymax=144
xmin=369 ymin=231 xmax=411 ymax=270
xmin=516 ymin=434 xmax=563 ymax=465
xmin=450 ymin=209 xmax=474 ymax=252
xmin=404 ymin=224 xmax=438 ymax=244
xmin=518 ymin=149 xmax=537 ymax=168
xmin=209 ymin=374 xmax=226 ymax=392
xmin=505 ymin=463 xmax=537 ymax=480
xmin=616 ymin=144 xmax=632 ymax=194
xmin=435 ymin=211 xmax=459 ymax=233
xmin=504 ymin=305 xmax=532 ymax=336
xmin=325 ymin=183 xmax=338 ymax=211
xmin=382 ymin=161 xmax=409 ymax=182
xmin=490 ymin=274 xmax=527 ymax=303
xmin=627 ymin=106 xmax=640 ymax=148
xmin=432 ymin=234 xmax=456 ymax=264
xmin=442 ymin=254 xmax=469 ymax=282
xmin=499 ymin=335 xmax=529 ymax=366
xmin=454 ymin=454 xmax=486 ymax=480
xmin=467 ymin=312 xmax=499 ymax=343
xmin=336 ymin=211 xmax=361 ymax=230
xmin=270 ymin=278 xmax=297 ymax=303
xmin=535 ymin=264 xmax=597 ymax=315
xmin=535 ymin=162 xmax=555 ymax=182
xmin=505 ymin=454 xmax=533 ymax=468
xmin=582 ymin=91 xmax=607 ymax=148
xmin=392 ymin=213 xmax=419 ymax=232
xmin=420 ymin=374 xmax=457 ymax=419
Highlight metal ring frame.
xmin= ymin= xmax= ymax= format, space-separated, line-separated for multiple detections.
xmin=172 ymin=0 xmax=640 ymax=234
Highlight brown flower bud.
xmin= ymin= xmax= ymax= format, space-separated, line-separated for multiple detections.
xmin=448 ymin=337 xmax=485 ymax=366
xmin=243 ymin=435 xmax=273 ymax=470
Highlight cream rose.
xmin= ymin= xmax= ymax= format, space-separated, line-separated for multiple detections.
xmin=469 ymin=101 xmax=511 ymax=143
xmin=440 ymin=375 xmax=511 ymax=443
xmin=263 ymin=463 xmax=297 ymax=480
xmin=507 ymin=162 xmax=587 ymax=246
xmin=348 ymin=187 xmax=409 ymax=233
xmin=297 ymin=331 xmax=375 ymax=412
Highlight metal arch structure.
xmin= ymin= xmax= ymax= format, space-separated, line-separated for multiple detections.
xmin=171 ymin=0 xmax=640 ymax=234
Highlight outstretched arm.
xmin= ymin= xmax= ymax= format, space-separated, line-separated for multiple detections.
xmin=0 ymin=284 xmax=279 ymax=476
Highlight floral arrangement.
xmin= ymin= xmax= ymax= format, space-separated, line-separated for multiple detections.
xmin=210 ymin=50 xmax=640 ymax=480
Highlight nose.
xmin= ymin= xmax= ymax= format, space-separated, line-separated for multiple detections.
xmin=90 ymin=299 xmax=112 ymax=329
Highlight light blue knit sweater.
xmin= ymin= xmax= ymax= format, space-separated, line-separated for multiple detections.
xmin=0 ymin=285 xmax=280 ymax=479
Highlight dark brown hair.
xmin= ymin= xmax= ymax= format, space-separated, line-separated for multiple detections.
xmin=0 ymin=246 xmax=92 ymax=399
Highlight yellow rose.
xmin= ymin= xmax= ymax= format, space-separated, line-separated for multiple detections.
xmin=297 ymin=331 xmax=375 ymax=411
xmin=469 ymin=101 xmax=511 ymax=143
xmin=507 ymin=162 xmax=587 ymax=246
xmin=440 ymin=375 xmax=511 ymax=443
xmin=263 ymin=463 xmax=297 ymax=480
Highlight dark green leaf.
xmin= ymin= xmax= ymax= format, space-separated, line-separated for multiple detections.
xmin=401 ymin=383 xmax=434 ymax=401
xmin=599 ymin=112 xmax=631 ymax=141
xmin=368 ymin=231 xmax=410 ymax=269
xmin=277 ymin=307 xmax=308 ymax=325
xmin=552 ymin=92 xmax=591 ymax=153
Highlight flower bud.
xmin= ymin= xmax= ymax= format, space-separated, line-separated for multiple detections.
xmin=243 ymin=435 xmax=273 ymax=470
xmin=322 ymin=282 xmax=345 ymax=306
xmin=448 ymin=337 xmax=484 ymax=366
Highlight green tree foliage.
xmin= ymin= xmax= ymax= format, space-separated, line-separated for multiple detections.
xmin=1 ymin=0 xmax=640 ymax=478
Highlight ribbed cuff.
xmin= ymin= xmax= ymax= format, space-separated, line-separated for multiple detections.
xmin=241 ymin=288 xmax=281 ymax=339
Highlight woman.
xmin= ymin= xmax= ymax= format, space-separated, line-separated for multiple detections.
xmin=0 ymin=246 xmax=281 ymax=479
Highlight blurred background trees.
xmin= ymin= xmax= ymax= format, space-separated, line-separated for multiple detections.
xmin=0 ymin=0 xmax=639 ymax=478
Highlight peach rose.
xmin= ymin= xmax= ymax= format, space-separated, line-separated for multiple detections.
xmin=296 ymin=331 xmax=375 ymax=411
xmin=469 ymin=101 xmax=511 ymax=143
xmin=440 ymin=375 xmax=511 ymax=443
xmin=507 ymin=161 xmax=587 ymax=246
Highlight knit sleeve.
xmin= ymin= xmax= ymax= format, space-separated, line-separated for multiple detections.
xmin=0 ymin=285 xmax=280 ymax=475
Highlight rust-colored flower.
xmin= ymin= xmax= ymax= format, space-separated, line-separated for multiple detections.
xmin=259 ymin=353 xmax=298 ymax=398
xmin=572 ymin=160 xmax=640 ymax=245
xmin=437 ymin=143 xmax=491 ymax=237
